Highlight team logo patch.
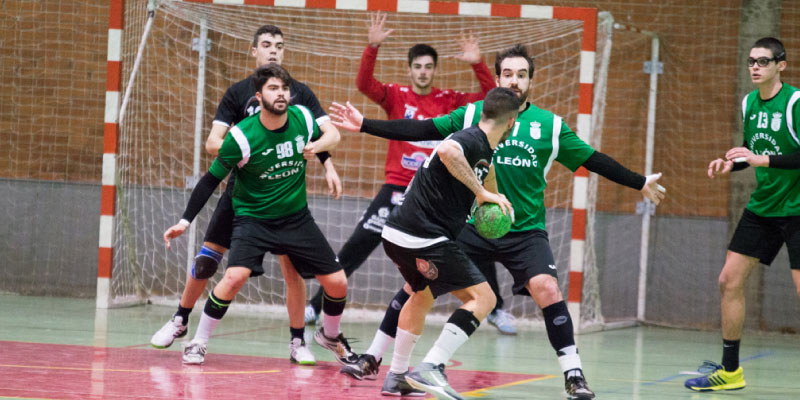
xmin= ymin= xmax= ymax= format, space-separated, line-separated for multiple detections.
xmin=531 ymin=121 xmax=542 ymax=140
xmin=771 ymin=112 xmax=782 ymax=131
xmin=403 ymin=104 xmax=418 ymax=119
xmin=401 ymin=152 xmax=429 ymax=170
xmin=295 ymin=136 xmax=306 ymax=153
xmin=416 ymin=258 xmax=439 ymax=280
xmin=391 ymin=191 xmax=404 ymax=205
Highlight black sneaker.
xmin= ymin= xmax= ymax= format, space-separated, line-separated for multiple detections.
xmin=565 ymin=374 xmax=595 ymax=399
xmin=341 ymin=353 xmax=381 ymax=380
xmin=313 ymin=327 xmax=359 ymax=366
xmin=381 ymin=370 xmax=425 ymax=397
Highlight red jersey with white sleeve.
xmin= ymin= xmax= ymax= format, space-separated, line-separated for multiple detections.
xmin=356 ymin=45 xmax=495 ymax=186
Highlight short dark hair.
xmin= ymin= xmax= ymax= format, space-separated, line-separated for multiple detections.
xmin=752 ymin=37 xmax=786 ymax=61
xmin=252 ymin=63 xmax=292 ymax=91
xmin=495 ymin=44 xmax=534 ymax=78
xmin=482 ymin=87 xmax=521 ymax=120
xmin=252 ymin=25 xmax=283 ymax=48
xmin=408 ymin=44 xmax=438 ymax=67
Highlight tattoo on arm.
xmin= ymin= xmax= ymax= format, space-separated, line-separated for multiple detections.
xmin=438 ymin=141 xmax=483 ymax=195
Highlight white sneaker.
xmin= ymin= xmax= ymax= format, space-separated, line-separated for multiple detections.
xmin=151 ymin=315 xmax=188 ymax=348
xmin=289 ymin=337 xmax=316 ymax=365
xmin=487 ymin=309 xmax=517 ymax=335
xmin=304 ymin=305 xmax=319 ymax=325
xmin=182 ymin=339 xmax=207 ymax=365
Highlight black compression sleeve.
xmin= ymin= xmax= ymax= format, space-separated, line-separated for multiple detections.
xmin=769 ymin=153 xmax=800 ymax=169
xmin=361 ymin=118 xmax=442 ymax=141
xmin=582 ymin=151 xmax=646 ymax=190
xmin=731 ymin=162 xmax=750 ymax=171
xmin=316 ymin=151 xmax=331 ymax=164
xmin=181 ymin=172 xmax=223 ymax=223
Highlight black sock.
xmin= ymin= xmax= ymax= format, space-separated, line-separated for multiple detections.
xmin=721 ymin=339 xmax=740 ymax=372
xmin=542 ymin=301 xmax=575 ymax=352
xmin=175 ymin=305 xmax=192 ymax=325
xmin=379 ymin=288 xmax=410 ymax=338
xmin=203 ymin=292 xmax=232 ymax=320
xmin=290 ymin=327 xmax=305 ymax=341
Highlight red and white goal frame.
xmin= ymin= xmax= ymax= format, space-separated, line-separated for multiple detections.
xmin=100 ymin=0 xmax=597 ymax=328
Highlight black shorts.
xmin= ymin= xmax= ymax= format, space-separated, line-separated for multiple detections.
xmin=382 ymin=238 xmax=486 ymax=298
xmin=728 ymin=208 xmax=800 ymax=269
xmin=227 ymin=208 xmax=342 ymax=278
xmin=457 ymin=224 xmax=557 ymax=296
xmin=203 ymin=177 xmax=236 ymax=249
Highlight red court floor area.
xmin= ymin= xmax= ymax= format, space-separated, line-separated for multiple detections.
xmin=0 ymin=341 xmax=547 ymax=399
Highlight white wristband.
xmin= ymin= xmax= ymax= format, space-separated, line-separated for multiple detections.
xmin=178 ymin=219 xmax=190 ymax=228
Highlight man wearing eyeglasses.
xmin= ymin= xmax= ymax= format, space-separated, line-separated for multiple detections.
xmin=686 ymin=37 xmax=800 ymax=392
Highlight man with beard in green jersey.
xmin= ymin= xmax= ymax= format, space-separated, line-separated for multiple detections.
xmin=330 ymin=44 xmax=666 ymax=399
xmin=686 ymin=37 xmax=800 ymax=393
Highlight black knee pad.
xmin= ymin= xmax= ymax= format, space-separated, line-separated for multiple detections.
xmin=192 ymin=255 xmax=220 ymax=279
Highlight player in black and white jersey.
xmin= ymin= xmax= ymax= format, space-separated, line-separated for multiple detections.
xmin=152 ymin=25 xmax=342 ymax=366
xmin=377 ymin=88 xmax=517 ymax=399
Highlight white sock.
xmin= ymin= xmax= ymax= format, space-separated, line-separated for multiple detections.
xmin=322 ymin=312 xmax=342 ymax=338
xmin=557 ymin=345 xmax=582 ymax=375
xmin=389 ymin=328 xmax=420 ymax=374
xmin=422 ymin=323 xmax=469 ymax=366
xmin=193 ymin=312 xmax=220 ymax=343
xmin=366 ymin=329 xmax=394 ymax=360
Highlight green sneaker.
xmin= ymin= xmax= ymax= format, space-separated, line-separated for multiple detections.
xmin=684 ymin=361 xmax=746 ymax=392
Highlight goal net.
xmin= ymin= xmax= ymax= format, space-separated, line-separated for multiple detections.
xmin=110 ymin=0 xmax=611 ymax=329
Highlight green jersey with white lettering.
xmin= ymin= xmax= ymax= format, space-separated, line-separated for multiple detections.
xmin=209 ymin=105 xmax=320 ymax=219
xmin=742 ymin=83 xmax=800 ymax=217
xmin=433 ymin=101 xmax=595 ymax=231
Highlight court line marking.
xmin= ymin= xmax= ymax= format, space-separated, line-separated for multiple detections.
xmin=0 ymin=364 xmax=280 ymax=375
xmin=459 ymin=374 xmax=558 ymax=397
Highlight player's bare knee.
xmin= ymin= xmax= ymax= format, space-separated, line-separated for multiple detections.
xmin=220 ymin=268 xmax=249 ymax=291
xmin=529 ymin=275 xmax=561 ymax=303
xmin=318 ymin=270 xmax=348 ymax=297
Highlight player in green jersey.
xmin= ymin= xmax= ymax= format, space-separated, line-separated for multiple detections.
xmin=330 ymin=45 xmax=665 ymax=399
xmin=686 ymin=37 xmax=800 ymax=393
xmin=165 ymin=64 xmax=359 ymax=367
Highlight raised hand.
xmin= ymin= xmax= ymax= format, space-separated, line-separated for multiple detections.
xmin=454 ymin=32 xmax=482 ymax=64
xmin=368 ymin=11 xmax=394 ymax=48
xmin=725 ymin=146 xmax=768 ymax=167
xmin=329 ymin=101 xmax=364 ymax=132
xmin=707 ymin=158 xmax=733 ymax=178
xmin=641 ymin=173 xmax=666 ymax=205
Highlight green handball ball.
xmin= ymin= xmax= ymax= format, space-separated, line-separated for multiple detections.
xmin=474 ymin=203 xmax=511 ymax=239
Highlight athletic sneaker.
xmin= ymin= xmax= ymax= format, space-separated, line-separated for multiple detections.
xmin=313 ymin=327 xmax=359 ymax=366
xmin=684 ymin=361 xmax=746 ymax=392
xmin=487 ymin=309 xmax=517 ymax=335
xmin=150 ymin=315 xmax=188 ymax=348
xmin=182 ymin=339 xmax=207 ymax=365
xmin=381 ymin=370 xmax=426 ymax=397
xmin=341 ymin=353 xmax=381 ymax=380
xmin=565 ymin=374 xmax=595 ymax=399
xmin=289 ymin=337 xmax=316 ymax=365
xmin=304 ymin=305 xmax=319 ymax=325
xmin=405 ymin=362 xmax=463 ymax=400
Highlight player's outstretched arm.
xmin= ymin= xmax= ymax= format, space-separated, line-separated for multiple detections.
xmin=356 ymin=12 xmax=392 ymax=104
xmin=329 ymin=101 xmax=442 ymax=141
xmin=164 ymin=171 xmax=223 ymax=249
xmin=581 ymin=151 xmax=666 ymax=205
